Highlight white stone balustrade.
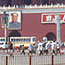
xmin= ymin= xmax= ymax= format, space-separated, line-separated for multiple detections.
xmin=0 ymin=4 xmax=64 ymax=10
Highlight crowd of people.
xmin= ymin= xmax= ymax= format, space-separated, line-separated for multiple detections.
xmin=19 ymin=37 xmax=65 ymax=56
xmin=26 ymin=37 xmax=63 ymax=56
xmin=1 ymin=37 xmax=65 ymax=57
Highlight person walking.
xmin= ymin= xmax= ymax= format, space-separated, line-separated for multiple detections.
xmin=20 ymin=45 xmax=25 ymax=55
xmin=38 ymin=42 xmax=43 ymax=56
xmin=28 ymin=44 xmax=33 ymax=55
xmin=56 ymin=42 xmax=60 ymax=55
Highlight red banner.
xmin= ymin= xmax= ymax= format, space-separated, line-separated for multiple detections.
xmin=42 ymin=13 xmax=65 ymax=23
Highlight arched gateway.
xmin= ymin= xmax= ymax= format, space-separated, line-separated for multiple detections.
xmin=8 ymin=30 xmax=21 ymax=37
xmin=45 ymin=32 xmax=56 ymax=41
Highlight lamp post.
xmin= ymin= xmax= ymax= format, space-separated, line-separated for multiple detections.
xmin=3 ymin=11 xmax=8 ymax=43
xmin=56 ymin=13 xmax=61 ymax=44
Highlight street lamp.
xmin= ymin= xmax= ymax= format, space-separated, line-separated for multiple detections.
xmin=2 ymin=11 xmax=8 ymax=43
xmin=56 ymin=13 xmax=61 ymax=44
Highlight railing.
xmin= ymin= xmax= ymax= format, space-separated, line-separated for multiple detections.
xmin=8 ymin=55 xmax=29 ymax=65
xmin=0 ymin=4 xmax=65 ymax=10
xmin=0 ymin=55 xmax=6 ymax=65
xmin=0 ymin=53 xmax=65 ymax=65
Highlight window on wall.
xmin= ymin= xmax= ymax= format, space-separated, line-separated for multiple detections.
xmin=24 ymin=0 xmax=32 ymax=5
xmin=41 ymin=0 xmax=49 ymax=5
xmin=44 ymin=0 xmax=49 ymax=5
xmin=7 ymin=0 xmax=12 ymax=6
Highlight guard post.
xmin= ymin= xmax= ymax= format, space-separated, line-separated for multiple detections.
xmin=29 ymin=53 xmax=31 ymax=65
xmin=51 ymin=54 xmax=54 ymax=65
xmin=6 ymin=56 xmax=8 ymax=65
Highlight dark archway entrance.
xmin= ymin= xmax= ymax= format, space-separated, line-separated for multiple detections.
xmin=45 ymin=32 xmax=56 ymax=41
xmin=8 ymin=30 xmax=21 ymax=37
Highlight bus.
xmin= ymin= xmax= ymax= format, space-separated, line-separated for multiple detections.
xmin=0 ymin=37 xmax=6 ymax=48
xmin=10 ymin=37 xmax=37 ymax=48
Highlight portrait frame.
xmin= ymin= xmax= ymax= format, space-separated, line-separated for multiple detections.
xmin=8 ymin=10 xmax=21 ymax=30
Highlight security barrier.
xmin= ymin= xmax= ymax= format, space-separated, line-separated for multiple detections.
xmin=0 ymin=55 xmax=6 ymax=65
xmin=0 ymin=54 xmax=65 ymax=65
xmin=31 ymin=55 xmax=51 ymax=65
xmin=8 ymin=55 xmax=29 ymax=65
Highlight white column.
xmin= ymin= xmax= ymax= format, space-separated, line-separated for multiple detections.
xmin=56 ymin=13 xmax=61 ymax=43
xmin=5 ymin=24 xmax=7 ymax=42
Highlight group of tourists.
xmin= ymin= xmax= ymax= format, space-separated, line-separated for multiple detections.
xmin=2 ymin=37 xmax=65 ymax=56
xmin=26 ymin=37 xmax=65 ymax=56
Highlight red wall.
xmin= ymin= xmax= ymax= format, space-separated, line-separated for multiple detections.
xmin=21 ymin=13 xmax=56 ymax=41
xmin=0 ymin=15 xmax=5 ymax=37
xmin=61 ymin=24 xmax=65 ymax=42
xmin=1 ymin=13 xmax=65 ymax=41
xmin=8 ymin=13 xmax=56 ymax=41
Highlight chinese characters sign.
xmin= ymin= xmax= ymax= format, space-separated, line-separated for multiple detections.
xmin=41 ymin=13 xmax=65 ymax=23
